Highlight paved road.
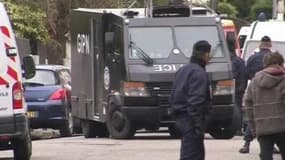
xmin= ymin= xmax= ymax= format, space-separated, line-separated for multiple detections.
xmin=0 ymin=133 xmax=282 ymax=160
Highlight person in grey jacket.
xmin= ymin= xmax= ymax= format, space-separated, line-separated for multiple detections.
xmin=244 ymin=51 xmax=285 ymax=160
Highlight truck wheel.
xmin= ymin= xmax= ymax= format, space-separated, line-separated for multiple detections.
xmin=168 ymin=125 xmax=181 ymax=138
xmin=82 ymin=120 xmax=97 ymax=138
xmin=60 ymin=108 xmax=73 ymax=137
xmin=13 ymin=132 xmax=32 ymax=160
xmin=209 ymin=106 xmax=242 ymax=139
xmin=106 ymin=103 xmax=136 ymax=139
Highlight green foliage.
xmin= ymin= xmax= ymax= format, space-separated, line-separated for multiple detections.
xmin=225 ymin=0 xmax=256 ymax=20
xmin=4 ymin=1 xmax=49 ymax=43
xmin=217 ymin=2 xmax=238 ymax=18
xmin=250 ymin=0 xmax=272 ymax=20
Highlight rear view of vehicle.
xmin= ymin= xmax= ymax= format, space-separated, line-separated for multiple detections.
xmin=242 ymin=21 xmax=285 ymax=62
xmin=0 ymin=2 xmax=35 ymax=160
xmin=24 ymin=65 xmax=73 ymax=137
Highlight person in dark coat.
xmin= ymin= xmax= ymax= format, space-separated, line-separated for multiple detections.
xmin=244 ymin=51 xmax=285 ymax=160
xmin=246 ymin=35 xmax=272 ymax=80
xmin=170 ymin=40 xmax=212 ymax=160
xmin=227 ymin=35 xmax=247 ymax=112
xmin=240 ymin=35 xmax=279 ymax=154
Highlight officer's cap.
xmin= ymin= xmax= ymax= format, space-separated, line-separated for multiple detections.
xmin=193 ymin=40 xmax=211 ymax=53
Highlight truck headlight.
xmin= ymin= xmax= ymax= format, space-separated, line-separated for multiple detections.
xmin=122 ymin=82 xmax=150 ymax=97
xmin=213 ymin=80 xmax=235 ymax=96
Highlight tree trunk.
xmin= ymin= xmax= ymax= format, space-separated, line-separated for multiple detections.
xmin=210 ymin=0 xmax=219 ymax=10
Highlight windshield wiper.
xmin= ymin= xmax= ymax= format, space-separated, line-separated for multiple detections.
xmin=129 ymin=41 xmax=154 ymax=66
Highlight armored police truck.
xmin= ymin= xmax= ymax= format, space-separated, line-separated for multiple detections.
xmin=70 ymin=4 xmax=241 ymax=139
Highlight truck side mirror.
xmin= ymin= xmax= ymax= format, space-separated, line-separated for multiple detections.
xmin=22 ymin=56 xmax=35 ymax=79
xmin=105 ymin=32 xmax=114 ymax=50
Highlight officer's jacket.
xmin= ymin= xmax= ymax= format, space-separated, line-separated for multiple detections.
xmin=170 ymin=58 xmax=211 ymax=121
xmin=246 ymin=48 xmax=271 ymax=80
xmin=232 ymin=56 xmax=247 ymax=96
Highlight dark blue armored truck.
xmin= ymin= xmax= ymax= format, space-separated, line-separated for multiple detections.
xmin=70 ymin=4 xmax=241 ymax=139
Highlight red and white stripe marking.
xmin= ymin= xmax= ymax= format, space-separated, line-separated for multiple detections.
xmin=0 ymin=26 xmax=20 ymax=85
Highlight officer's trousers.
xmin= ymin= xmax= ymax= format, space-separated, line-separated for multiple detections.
xmin=176 ymin=116 xmax=205 ymax=160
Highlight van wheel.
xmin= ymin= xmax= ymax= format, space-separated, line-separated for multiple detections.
xmin=106 ymin=103 xmax=136 ymax=139
xmin=209 ymin=106 xmax=242 ymax=139
xmin=168 ymin=125 xmax=181 ymax=139
xmin=13 ymin=132 xmax=32 ymax=160
xmin=60 ymin=108 xmax=73 ymax=137
xmin=82 ymin=120 xmax=97 ymax=138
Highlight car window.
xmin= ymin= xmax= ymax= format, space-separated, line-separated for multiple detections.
xmin=24 ymin=69 xmax=57 ymax=85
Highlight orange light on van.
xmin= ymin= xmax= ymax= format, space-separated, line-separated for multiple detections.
xmin=213 ymin=80 xmax=235 ymax=96
xmin=122 ymin=82 xmax=150 ymax=97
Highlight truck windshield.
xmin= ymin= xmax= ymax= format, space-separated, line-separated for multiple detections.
xmin=129 ymin=27 xmax=173 ymax=59
xmin=175 ymin=26 xmax=224 ymax=58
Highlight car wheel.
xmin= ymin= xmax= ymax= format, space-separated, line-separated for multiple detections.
xmin=60 ymin=107 xmax=73 ymax=137
xmin=72 ymin=116 xmax=82 ymax=134
xmin=106 ymin=103 xmax=136 ymax=139
xmin=13 ymin=131 xmax=32 ymax=160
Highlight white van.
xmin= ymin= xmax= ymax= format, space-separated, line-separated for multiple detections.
xmin=241 ymin=20 xmax=285 ymax=62
xmin=237 ymin=25 xmax=250 ymax=50
xmin=0 ymin=2 xmax=35 ymax=160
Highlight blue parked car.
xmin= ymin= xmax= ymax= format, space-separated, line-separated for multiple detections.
xmin=23 ymin=65 xmax=73 ymax=137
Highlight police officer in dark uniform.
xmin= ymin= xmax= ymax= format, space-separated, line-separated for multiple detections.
xmin=227 ymin=35 xmax=247 ymax=114
xmin=226 ymin=35 xmax=247 ymax=136
xmin=170 ymin=40 xmax=212 ymax=160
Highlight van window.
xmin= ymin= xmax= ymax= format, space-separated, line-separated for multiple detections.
xmin=175 ymin=26 xmax=224 ymax=58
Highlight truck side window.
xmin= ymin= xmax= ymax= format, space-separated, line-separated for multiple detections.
xmin=112 ymin=25 xmax=123 ymax=56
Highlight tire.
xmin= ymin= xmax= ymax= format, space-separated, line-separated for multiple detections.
xmin=168 ymin=125 xmax=181 ymax=139
xmin=209 ymin=106 xmax=242 ymax=139
xmin=13 ymin=132 xmax=32 ymax=160
xmin=106 ymin=103 xmax=136 ymax=139
xmin=82 ymin=120 xmax=97 ymax=138
xmin=96 ymin=123 xmax=109 ymax=138
xmin=72 ymin=116 xmax=82 ymax=134
xmin=60 ymin=107 xmax=73 ymax=137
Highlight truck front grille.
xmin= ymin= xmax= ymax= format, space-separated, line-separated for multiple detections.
xmin=147 ymin=83 xmax=172 ymax=106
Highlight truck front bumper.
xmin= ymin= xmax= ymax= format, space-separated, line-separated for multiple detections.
xmin=121 ymin=104 xmax=235 ymax=125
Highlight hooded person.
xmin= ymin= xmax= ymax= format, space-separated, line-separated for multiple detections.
xmin=244 ymin=51 xmax=285 ymax=160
